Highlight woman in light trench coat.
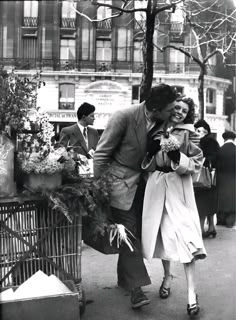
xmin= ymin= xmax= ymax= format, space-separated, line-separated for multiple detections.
xmin=141 ymin=96 xmax=206 ymax=317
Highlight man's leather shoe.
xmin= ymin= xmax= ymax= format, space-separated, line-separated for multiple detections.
xmin=131 ymin=287 xmax=150 ymax=309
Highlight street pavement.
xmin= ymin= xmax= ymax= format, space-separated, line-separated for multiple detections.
xmin=81 ymin=226 xmax=236 ymax=320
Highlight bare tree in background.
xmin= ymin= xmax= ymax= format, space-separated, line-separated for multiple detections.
xmin=72 ymin=0 xmax=183 ymax=101
xmin=161 ymin=0 xmax=236 ymax=119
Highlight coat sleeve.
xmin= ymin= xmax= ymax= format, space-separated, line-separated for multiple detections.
xmin=171 ymin=136 xmax=203 ymax=176
xmin=141 ymin=154 xmax=156 ymax=172
xmin=93 ymin=110 xmax=127 ymax=177
xmin=58 ymin=128 xmax=69 ymax=148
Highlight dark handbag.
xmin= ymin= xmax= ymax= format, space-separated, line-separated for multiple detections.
xmin=193 ymin=158 xmax=212 ymax=189
xmin=82 ymin=216 xmax=120 ymax=255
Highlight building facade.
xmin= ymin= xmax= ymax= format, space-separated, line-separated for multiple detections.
xmin=0 ymin=0 xmax=234 ymax=143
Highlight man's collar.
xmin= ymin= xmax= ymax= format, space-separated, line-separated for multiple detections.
xmin=224 ymin=139 xmax=235 ymax=145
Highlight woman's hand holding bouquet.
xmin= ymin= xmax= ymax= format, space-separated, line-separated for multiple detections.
xmin=160 ymin=127 xmax=181 ymax=164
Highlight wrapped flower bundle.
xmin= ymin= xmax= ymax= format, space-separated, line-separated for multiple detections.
xmin=160 ymin=127 xmax=181 ymax=153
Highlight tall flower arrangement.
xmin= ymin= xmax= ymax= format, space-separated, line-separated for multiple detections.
xmin=17 ymin=110 xmax=75 ymax=175
xmin=0 ymin=67 xmax=44 ymax=134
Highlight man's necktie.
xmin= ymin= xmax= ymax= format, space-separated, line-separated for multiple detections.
xmin=83 ymin=127 xmax=87 ymax=139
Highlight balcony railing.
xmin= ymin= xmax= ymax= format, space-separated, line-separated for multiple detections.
xmin=0 ymin=58 xmax=207 ymax=76
xmin=96 ymin=19 xmax=112 ymax=30
xmin=170 ymin=22 xmax=185 ymax=33
xmin=23 ymin=17 xmax=38 ymax=27
xmin=61 ymin=17 xmax=76 ymax=29
xmin=59 ymin=102 xmax=75 ymax=110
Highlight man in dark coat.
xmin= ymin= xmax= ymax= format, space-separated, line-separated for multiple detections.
xmin=59 ymin=102 xmax=99 ymax=158
xmin=216 ymin=131 xmax=236 ymax=227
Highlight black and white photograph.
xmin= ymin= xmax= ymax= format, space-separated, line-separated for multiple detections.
xmin=0 ymin=1 xmax=236 ymax=320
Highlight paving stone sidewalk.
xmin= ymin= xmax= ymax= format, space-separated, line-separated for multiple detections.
xmin=81 ymin=226 xmax=236 ymax=320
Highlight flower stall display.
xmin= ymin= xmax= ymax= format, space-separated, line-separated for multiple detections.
xmin=0 ymin=133 xmax=16 ymax=198
xmin=0 ymin=68 xmax=44 ymax=135
xmin=17 ymin=110 xmax=76 ymax=191
xmin=0 ymin=69 xmax=45 ymax=196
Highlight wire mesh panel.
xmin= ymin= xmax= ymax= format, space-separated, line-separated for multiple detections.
xmin=0 ymin=197 xmax=82 ymax=288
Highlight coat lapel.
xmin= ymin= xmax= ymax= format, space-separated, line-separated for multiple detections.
xmin=134 ymin=102 xmax=147 ymax=157
xmin=72 ymin=125 xmax=88 ymax=151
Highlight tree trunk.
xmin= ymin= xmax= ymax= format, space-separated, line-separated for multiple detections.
xmin=198 ymin=65 xmax=206 ymax=119
xmin=139 ymin=4 xmax=155 ymax=102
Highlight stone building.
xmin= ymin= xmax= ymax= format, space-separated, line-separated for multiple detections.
xmin=0 ymin=0 xmax=235 ymax=143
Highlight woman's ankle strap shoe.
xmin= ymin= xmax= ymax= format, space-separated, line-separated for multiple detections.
xmin=159 ymin=274 xmax=173 ymax=299
xmin=187 ymin=294 xmax=200 ymax=316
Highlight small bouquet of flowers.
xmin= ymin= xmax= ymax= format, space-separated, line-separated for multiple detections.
xmin=160 ymin=127 xmax=181 ymax=153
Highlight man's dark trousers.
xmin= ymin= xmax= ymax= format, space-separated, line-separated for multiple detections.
xmin=110 ymin=180 xmax=151 ymax=290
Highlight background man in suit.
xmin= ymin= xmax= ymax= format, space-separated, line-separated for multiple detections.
xmin=216 ymin=130 xmax=236 ymax=228
xmin=93 ymin=84 xmax=180 ymax=309
xmin=59 ymin=102 xmax=99 ymax=158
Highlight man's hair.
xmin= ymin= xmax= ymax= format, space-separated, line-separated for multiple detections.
xmin=145 ymin=84 xmax=179 ymax=111
xmin=77 ymin=102 xmax=95 ymax=120
xmin=222 ymin=130 xmax=236 ymax=141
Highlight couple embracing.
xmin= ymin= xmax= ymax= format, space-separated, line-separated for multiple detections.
xmin=93 ymin=84 xmax=206 ymax=317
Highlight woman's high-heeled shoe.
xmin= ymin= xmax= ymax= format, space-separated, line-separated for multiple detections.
xmin=202 ymin=230 xmax=217 ymax=239
xmin=187 ymin=294 xmax=200 ymax=316
xmin=159 ymin=274 xmax=173 ymax=299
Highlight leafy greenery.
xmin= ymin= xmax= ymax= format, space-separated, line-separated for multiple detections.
xmin=47 ymin=173 xmax=113 ymax=226
xmin=0 ymin=67 xmax=45 ymax=133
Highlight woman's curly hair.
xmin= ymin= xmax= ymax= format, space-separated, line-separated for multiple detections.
xmin=175 ymin=96 xmax=196 ymax=124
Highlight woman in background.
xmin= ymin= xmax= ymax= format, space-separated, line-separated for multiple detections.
xmin=194 ymin=120 xmax=220 ymax=238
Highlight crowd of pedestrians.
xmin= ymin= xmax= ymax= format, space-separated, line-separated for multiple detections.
xmin=58 ymin=83 xmax=236 ymax=317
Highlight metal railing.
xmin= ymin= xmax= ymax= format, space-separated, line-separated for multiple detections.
xmin=61 ymin=17 xmax=76 ymax=29
xmin=170 ymin=21 xmax=185 ymax=33
xmin=96 ymin=19 xmax=112 ymax=30
xmin=0 ymin=58 xmax=212 ymax=76
xmin=23 ymin=17 xmax=38 ymax=27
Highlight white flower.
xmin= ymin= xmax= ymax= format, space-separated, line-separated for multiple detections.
xmin=160 ymin=133 xmax=181 ymax=152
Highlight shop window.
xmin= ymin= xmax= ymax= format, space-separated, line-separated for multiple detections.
xmin=206 ymin=88 xmax=216 ymax=114
xmin=59 ymin=84 xmax=75 ymax=110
